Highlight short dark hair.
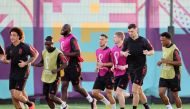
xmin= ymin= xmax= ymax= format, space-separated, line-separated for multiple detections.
xmin=128 ymin=24 xmax=137 ymax=29
xmin=100 ymin=34 xmax=108 ymax=39
xmin=45 ymin=36 xmax=53 ymax=42
xmin=10 ymin=27 xmax=23 ymax=40
xmin=115 ymin=32 xmax=125 ymax=40
xmin=160 ymin=32 xmax=172 ymax=39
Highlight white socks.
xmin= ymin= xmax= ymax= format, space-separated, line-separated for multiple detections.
xmin=111 ymin=103 xmax=116 ymax=109
xmin=86 ymin=93 xmax=93 ymax=103
xmin=124 ymin=92 xmax=130 ymax=98
xmin=100 ymin=96 xmax=110 ymax=105
xmin=61 ymin=101 xmax=67 ymax=108
xmin=166 ymin=104 xmax=173 ymax=109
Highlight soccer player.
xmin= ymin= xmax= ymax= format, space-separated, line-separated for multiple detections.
xmin=92 ymin=34 xmax=116 ymax=109
xmin=121 ymin=24 xmax=154 ymax=109
xmin=111 ymin=32 xmax=131 ymax=109
xmin=60 ymin=24 xmax=96 ymax=109
xmin=157 ymin=32 xmax=182 ymax=109
xmin=1 ymin=27 xmax=38 ymax=109
xmin=32 ymin=36 xmax=68 ymax=109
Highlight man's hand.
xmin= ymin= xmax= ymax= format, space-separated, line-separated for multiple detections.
xmin=120 ymin=51 xmax=131 ymax=57
xmin=97 ymin=62 xmax=104 ymax=69
xmin=143 ymin=49 xmax=154 ymax=56
xmin=51 ymin=69 xmax=57 ymax=74
xmin=118 ymin=65 xmax=128 ymax=70
xmin=143 ymin=50 xmax=149 ymax=55
xmin=111 ymin=65 xmax=115 ymax=72
xmin=1 ymin=55 xmax=10 ymax=64
xmin=157 ymin=58 xmax=170 ymax=66
xmin=18 ymin=60 xmax=27 ymax=68
xmin=157 ymin=61 xmax=162 ymax=66
xmin=161 ymin=58 xmax=170 ymax=64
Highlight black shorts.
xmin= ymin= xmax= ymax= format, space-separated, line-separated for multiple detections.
xmin=128 ymin=66 xmax=147 ymax=86
xmin=43 ymin=79 xmax=60 ymax=96
xmin=62 ymin=64 xmax=82 ymax=85
xmin=9 ymin=79 xmax=27 ymax=91
xmin=114 ymin=73 xmax=130 ymax=91
xmin=159 ymin=74 xmax=181 ymax=92
xmin=93 ymin=72 xmax=114 ymax=91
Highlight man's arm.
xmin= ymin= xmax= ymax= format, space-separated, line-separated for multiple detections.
xmin=31 ymin=54 xmax=44 ymax=67
xmin=0 ymin=45 xmax=4 ymax=60
xmin=143 ymin=39 xmax=154 ymax=56
xmin=97 ymin=51 xmax=113 ymax=69
xmin=52 ymin=53 xmax=68 ymax=74
xmin=121 ymin=38 xmax=128 ymax=52
xmin=27 ymin=46 xmax=39 ymax=64
xmin=19 ymin=45 xmax=39 ymax=68
xmin=0 ymin=45 xmax=4 ymax=55
xmin=1 ymin=47 xmax=11 ymax=64
xmin=162 ymin=49 xmax=181 ymax=66
xmin=157 ymin=49 xmax=181 ymax=66
xmin=63 ymin=38 xmax=80 ymax=57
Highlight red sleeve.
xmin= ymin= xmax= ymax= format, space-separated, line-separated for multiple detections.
xmin=173 ymin=49 xmax=181 ymax=62
xmin=59 ymin=54 xmax=68 ymax=64
xmin=145 ymin=39 xmax=154 ymax=51
xmin=29 ymin=45 xmax=38 ymax=57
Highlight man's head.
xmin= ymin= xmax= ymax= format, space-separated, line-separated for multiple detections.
xmin=160 ymin=32 xmax=172 ymax=47
xmin=99 ymin=34 xmax=108 ymax=47
xmin=61 ymin=24 xmax=71 ymax=36
xmin=10 ymin=27 xmax=24 ymax=43
xmin=114 ymin=32 xmax=125 ymax=44
xmin=128 ymin=24 xmax=138 ymax=39
xmin=45 ymin=36 xmax=54 ymax=50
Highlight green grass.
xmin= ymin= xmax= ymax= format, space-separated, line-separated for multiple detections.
xmin=1 ymin=104 xmax=189 ymax=109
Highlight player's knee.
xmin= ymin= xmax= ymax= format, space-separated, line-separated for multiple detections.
xmin=92 ymin=90 xmax=99 ymax=97
xmin=45 ymin=95 xmax=49 ymax=100
xmin=132 ymin=90 xmax=139 ymax=95
xmin=159 ymin=91 xmax=165 ymax=97
xmin=12 ymin=92 xmax=20 ymax=99
xmin=49 ymin=94 xmax=55 ymax=100
xmin=73 ymin=85 xmax=81 ymax=92
xmin=61 ymin=85 xmax=68 ymax=91
xmin=172 ymin=92 xmax=179 ymax=98
xmin=106 ymin=92 xmax=115 ymax=104
xmin=106 ymin=91 xmax=112 ymax=98
xmin=115 ymin=90 xmax=122 ymax=97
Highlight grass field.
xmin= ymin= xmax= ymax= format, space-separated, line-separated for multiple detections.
xmin=1 ymin=104 xmax=189 ymax=109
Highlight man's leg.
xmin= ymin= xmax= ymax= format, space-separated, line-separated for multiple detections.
xmin=132 ymin=83 xmax=140 ymax=109
xmin=106 ymin=89 xmax=116 ymax=109
xmin=73 ymin=84 xmax=94 ymax=104
xmin=11 ymin=89 xmax=34 ymax=108
xmin=139 ymin=87 xmax=150 ymax=109
xmin=48 ymin=79 xmax=66 ymax=108
xmin=61 ymin=81 xmax=69 ymax=108
xmin=172 ymin=91 xmax=182 ymax=109
xmin=11 ymin=97 xmax=22 ymax=109
xmin=43 ymin=82 xmax=56 ymax=109
xmin=159 ymin=87 xmax=173 ymax=109
xmin=11 ymin=90 xmax=28 ymax=109
xmin=92 ymin=89 xmax=109 ymax=104
xmin=115 ymin=87 xmax=125 ymax=109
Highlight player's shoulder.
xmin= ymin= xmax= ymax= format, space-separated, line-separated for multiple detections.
xmin=6 ymin=44 xmax=13 ymax=51
xmin=20 ymin=42 xmax=30 ymax=48
xmin=139 ymin=36 xmax=149 ymax=43
xmin=139 ymin=36 xmax=146 ymax=40
xmin=105 ymin=46 xmax=111 ymax=53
